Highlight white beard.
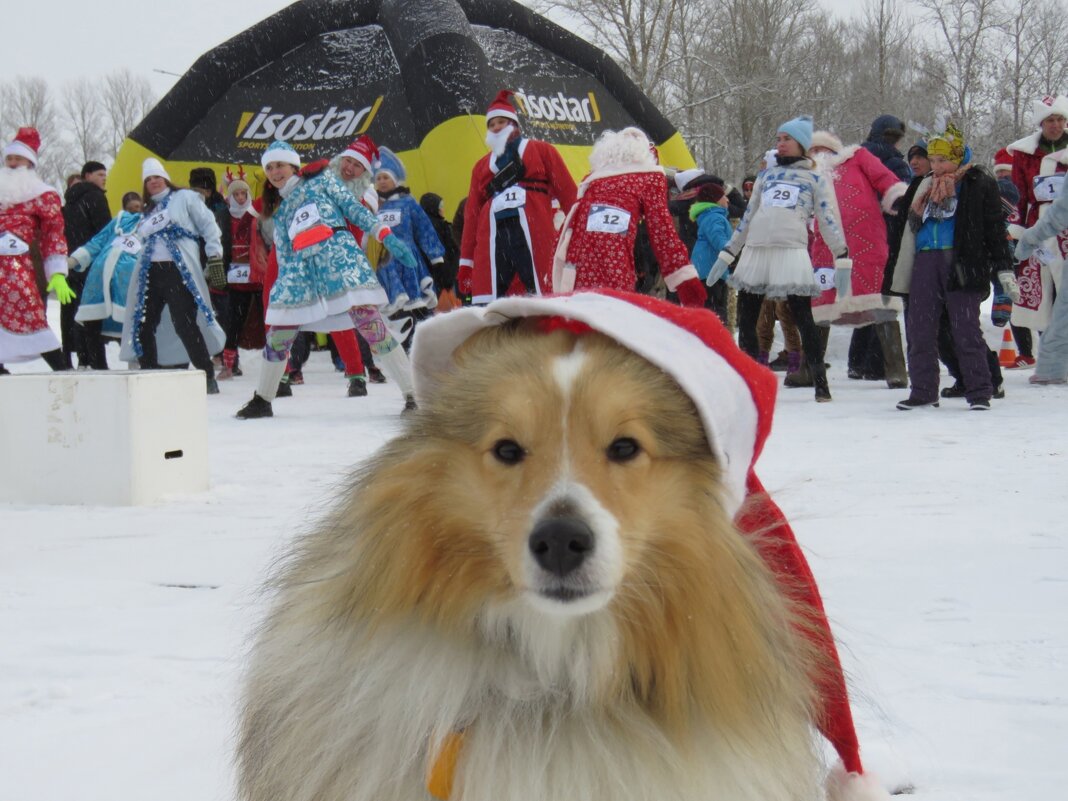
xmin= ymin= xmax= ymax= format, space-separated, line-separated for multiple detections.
xmin=485 ymin=125 xmax=516 ymax=158
xmin=329 ymin=157 xmax=374 ymax=200
xmin=0 ymin=166 xmax=53 ymax=207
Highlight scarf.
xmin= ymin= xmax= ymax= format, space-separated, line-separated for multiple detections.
xmin=910 ymin=165 xmax=972 ymax=225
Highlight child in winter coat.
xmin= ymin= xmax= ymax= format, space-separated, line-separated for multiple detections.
xmin=690 ymin=182 xmax=733 ymax=285
xmin=373 ymin=147 xmax=444 ymax=314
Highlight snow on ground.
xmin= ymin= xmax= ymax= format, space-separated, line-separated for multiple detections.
xmin=1 ymin=317 xmax=1065 ymax=801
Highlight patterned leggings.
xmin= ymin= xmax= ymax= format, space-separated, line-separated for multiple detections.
xmin=264 ymin=305 xmax=398 ymax=362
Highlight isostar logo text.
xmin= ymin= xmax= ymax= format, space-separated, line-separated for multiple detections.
xmin=235 ymin=98 xmax=383 ymax=142
xmin=513 ymin=89 xmax=601 ymax=124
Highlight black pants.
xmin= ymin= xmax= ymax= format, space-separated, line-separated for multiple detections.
xmin=705 ymin=280 xmax=729 ymax=325
xmin=848 ymin=326 xmax=885 ymax=378
xmin=58 ymin=270 xmax=86 ymax=368
xmin=79 ymin=320 xmax=109 ymax=369
xmin=494 ymin=216 xmax=537 ymax=297
xmin=738 ymin=291 xmax=825 ymax=367
xmin=221 ymin=290 xmax=256 ymax=352
xmin=938 ymin=308 xmax=1002 ymax=388
xmin=138 ymin=262 xmax=214 ymax=378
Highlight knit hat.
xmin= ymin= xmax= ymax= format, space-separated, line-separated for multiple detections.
xmin=1032 ymin=94 xmax=1068 ymax=127
xmin=410 ymin=290 xmax=872 ymax=788
xmin=673 ymin=167 xmax=705 ymax=192
xmin=696 ymin=182 xmax=725 ymax=204
xmin=486 ymin=89 xmax=519 ymax=125
xmin=141 ymin=157 xmax=170 ymax=182
xmin=373 ymin=146 xmax=406 ymax=185
xmin=189 ymin=167 xmax=217 ymax=192
xmin=906 ymin=141 xmax=928 ymax=162
xmin=777 ymin=116 xmax=814 ymax=153
xmin=3 ymin=127 xmax=41 ymax=167
xmin=80 ymin=160 xmax=106 ymax=177
xmin=261 ymin=140 xmax=301 ymax=170
xmin=927 ymin=122 xmax=967 ymax=164
xmin=339 ymin=134 xmax=379 ymax=173
xmin=993 ymin=147 xmax=1013 ymax=174
xmin=810 ymin=130 xmax=843 ymax=153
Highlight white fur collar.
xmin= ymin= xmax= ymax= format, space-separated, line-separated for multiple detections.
xmin=0 ymin=167 xmax=55 ymax=206
xmin=1006 ymin=131 xmax=1068 ymax=173
xmin=577 ymin=164 xmax=664 ymax=199
xmin=813 ymin=144 xmax=861 ymax=172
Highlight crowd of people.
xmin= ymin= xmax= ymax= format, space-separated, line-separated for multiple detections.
xmin=2 ymin=89 xmax=1066 ymax=417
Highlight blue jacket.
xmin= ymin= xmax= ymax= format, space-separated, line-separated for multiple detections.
xmin=70 ymin=211 xmax=142 ymax=334
xmin=376 ymin=189 xmax=445 ymax=273
xmin=690 ymin=204 xmax=733 ymax=281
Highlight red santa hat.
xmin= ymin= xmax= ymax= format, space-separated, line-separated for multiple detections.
xmin=411 ymin=291 xmax=887 ymax=800
xmin=993 ymin=147 xmax=1014 ymax=173
xmin=3 ymin=127 xmax=41 ymax=167
xmin=339 ymin=134 xmax=379 ymax=173
xmin=486 ymin=90 xmax=520 ymax=126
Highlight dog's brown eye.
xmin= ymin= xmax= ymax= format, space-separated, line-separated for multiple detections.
xmin=492 ymin=439 xmax=525 ymax=464
xmin=607 ymin=437 xmax=640 ymax=462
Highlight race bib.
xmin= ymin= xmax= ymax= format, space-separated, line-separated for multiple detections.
xmin=288 ymin=203 xmax=322 ymax=239
xmin=922 ymin=198 xmax=958 ymax=222
xmin=113 ymin=234 xmax=142 ymax=256
xmin=490 ymin=186 xmax=527 ymax=214
xmin=377 ymin=209 xmax=403 ymax=228
xmin=1034 ymin=245 xmax=1056 ymax=266
xmin=227 ymin=263 xmax=251 ymax=284
xmin=139 ymin=208 xmax=171 ymax=237
xmin=1033 ymin=174 xmax=1065 ymax=202
xmin=586 ymin=204 xmax=632 ymax=234
xmin=0 ymin=230 xmax=29 ymax=256
xmin=814 ymin=267 xmax=836 ymax=290
xmin=762 ymin=182 xmax=801 ymax=208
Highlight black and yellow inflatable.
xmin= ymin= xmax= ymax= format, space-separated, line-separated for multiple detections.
xmin=111 ymin=0 xmax=696 ymax=214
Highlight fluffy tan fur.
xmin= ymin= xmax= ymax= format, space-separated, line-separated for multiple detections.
xmin=238 ymin=320 xmax=825 ymax=801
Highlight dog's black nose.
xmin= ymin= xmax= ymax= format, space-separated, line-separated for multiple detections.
xmin=529 ymin=517 xmax=594 ymax=577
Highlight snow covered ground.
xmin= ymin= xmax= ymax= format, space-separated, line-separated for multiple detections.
xmin=1 ymin=317 xmax=1065 ymax=800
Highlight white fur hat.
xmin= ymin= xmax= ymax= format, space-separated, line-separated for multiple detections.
xmin=141 ymin=157 xmax=170 ymax=182
xmin=673 ymin=168 xmax=704 ymax=192
xmin=1033 ymin=94 xmax=1068 ymax=127
xmin=810 ymin=130 xmax=844 ymax=153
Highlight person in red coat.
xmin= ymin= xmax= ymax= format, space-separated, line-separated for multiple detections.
xmin=457 ymin=91 xmax=577 ymax=304
xmin=553 ymin=127 xmax=706 ymax=307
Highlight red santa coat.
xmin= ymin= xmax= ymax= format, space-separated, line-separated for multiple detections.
xmin=808 ymin=145 xmax=906 ymax=326
xmin=1007 ymin=132 xmax=1068 ymax=329
xmin=229 ymin=211 xmax=265 ymax=291
xmin=553 ymin=166 xmax=695 ymax=293
xmin=0 ymin=174 xmax=68 ymax=362
xmin=459 ymin=138 xmax=577 ymax=304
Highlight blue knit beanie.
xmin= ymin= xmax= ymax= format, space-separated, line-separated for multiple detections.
xmin=261 ymin=140 xmax=301 ymax=170
xmin=777 ymin=116 xmax=814 ymax=153
xmin=374 ymin=146 xmax=407 ymax=185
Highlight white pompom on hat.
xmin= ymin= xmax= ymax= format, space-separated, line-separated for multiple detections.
xmin=141 ymin=157 xmax=170 ymax=182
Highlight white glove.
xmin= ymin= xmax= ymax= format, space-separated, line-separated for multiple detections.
xmin=833 ymin=257 xmax=853 ymax=297
xmin=706 ymin=250 xmax=735 ymax=286
xmin=998 ymin=271 xmax=1021 ymax=304
xmin=1014 ymin=233 xmax=1036 ymax=263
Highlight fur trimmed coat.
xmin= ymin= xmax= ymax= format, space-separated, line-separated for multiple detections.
xmin=809 ymin=145 xmax=906 ymax=327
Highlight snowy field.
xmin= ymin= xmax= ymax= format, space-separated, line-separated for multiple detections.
xmin=1 ymin=311 xmax=1065 ymax=801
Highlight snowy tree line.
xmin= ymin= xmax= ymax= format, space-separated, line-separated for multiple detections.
xmin=0 ymin=71 xmax=155 ymax=188
xmin=532 ymin=0 xmax=1068 ymax=180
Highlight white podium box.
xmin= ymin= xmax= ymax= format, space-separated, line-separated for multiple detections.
xmin=0 ymin=370 xmax=209 ymax=506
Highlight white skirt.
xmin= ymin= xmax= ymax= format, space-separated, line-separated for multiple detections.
xmin=729 ymin=246 xmax=819 ymax=299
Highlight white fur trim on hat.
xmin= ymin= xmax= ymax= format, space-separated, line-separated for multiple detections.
xmin=3 ymin=141 xmax=38 ymax=166
xmin=811 ymin=130 xmax=844 ymax=153
xmin=1033 ymin=95 xmax=1068 ymax=127
xmin=339 ymin=148 xmax=372 ymax=173
xmin=141 ymin=158 xmax=170 ymax=182
xmin=674 ymin=168 xmax=704 ymax=192
xmin=826 ymin=764 xmax=893 ymax=801
xmin=411 ymin=293 xmax=759 ymax=515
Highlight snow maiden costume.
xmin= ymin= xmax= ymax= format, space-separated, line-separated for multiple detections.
xmin=712 ymin=116 xmax=848 ymax=401
xmin=0 ymin=127 xmax=73 ymax=368
xmin=553 ymin=127 xmax=706 ymax=307
xmin=121 ymin=158 xmax=226 ymax=391
xmin=69 ymin=209 xmax=142 ymax=340
xmin=236 ymin=140 xmax=418 ymax=418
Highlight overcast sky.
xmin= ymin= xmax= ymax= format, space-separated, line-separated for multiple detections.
xmin=5 ymin=0 xmax=861 ymax=95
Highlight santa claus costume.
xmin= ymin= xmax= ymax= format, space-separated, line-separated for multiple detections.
xmin=0 ymin=127 xmax=72 ymax=368
xmin=1007 ymin=95 xmax=1068 ymax=338
xmin=412 ymin=290 xmax=893 ymax=801
xmin=458 ymin=91 xmax=577 ymax=304
xmin=553 ymin=127 xmax=705 ymax=307
xmin=217 ymin=169 xmax=265 ymax=379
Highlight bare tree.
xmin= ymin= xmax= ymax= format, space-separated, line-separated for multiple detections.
xmin=0 ymin=76 xmax=67 ymax=186
xmin=62 ymin=78 xmax=106 ymax=166
xmin=99 ymin=68 xmax=156 ymax=157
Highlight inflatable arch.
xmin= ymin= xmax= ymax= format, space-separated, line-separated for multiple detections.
xmin=110 ymin=0 xmax=696 ymax=214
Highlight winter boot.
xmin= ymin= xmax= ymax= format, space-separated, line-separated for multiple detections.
xmin=758 ymin=350 xmax=770 ymax=367
xmin=812 ymin=363 xmax=831 ymax=402
xmin=768 ymin=350 xmax=790 ymax=371
xmin=236 ymin=393 xmax=273 ymax=419
xmin=206 ymin=376 xmax=220 ymax=395
xmin=783 ymin=352 xmax=813 ymax=388
xmin=232 ymin=350 xmax=242 ymax=377
xmin=403 ymin=394 xmax=418 ymax=414
xmin=896 ymin=396 xmax=939 ymax=410
xmin=347 ymin=375 xmax=368 ymax=397
xmin=940 ymin=382 xmax=965 ymax=398
xmin=375 ymin=344 xmax=417 ymax=413
xmin=876 ymin=321 xmax=908 ymax=389
xmin=367 ymin=365 xmax=387 ymax=384
xmin=275 ymin=379 xmax=293 ymax=398
xmin=287 ymin=369 xmax=304 ymax=385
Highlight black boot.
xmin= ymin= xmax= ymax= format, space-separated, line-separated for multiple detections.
xmin=347 ymin=375 xmax=368 ymax=397
xmin=275 ymin=379 xmax=293 ymax=397
xmin=783 ymin=360 xmax=813 ymax=388
xmin=876 ymin=321 xmax=908 ymax=389
xmin=812 ymin=364 xmax=831 ymax=402
xmin=236 ymin=393 xmax=273 ymax=419
xmin=402 ymin=394 xmax=418 ymax=414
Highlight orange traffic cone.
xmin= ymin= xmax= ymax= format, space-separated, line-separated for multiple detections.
xmin=998 ymin=327 xmax=1018 ymax=368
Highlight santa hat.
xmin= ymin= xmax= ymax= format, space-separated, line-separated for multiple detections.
xmin=339 ymin=134 xmax=379 ymax=173
xmin=486 ymin=90 xmax=520 ymax=125
xmin=411 ymin=291 xmax=886 ymax=800
xmin=261 ymin=140 xmax=301 ymax=170
xmin=3 ymin=127 xmax=41 ymax=167
xmin=141 ymin=157 xmax=170 ymax=182
xmin=673 ymin=167 xmax=705 ymax=192
xmin=373 ymin=146 xmax=406 ymax=185
xmin=1033 ymin=94 xmax=1068 ymax=127
xmin=993 ymin=147 xmax=1014 ymax=174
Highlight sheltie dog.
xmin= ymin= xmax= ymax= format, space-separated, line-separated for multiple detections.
xmin=238 ymin=318 xmax=827 ymax=801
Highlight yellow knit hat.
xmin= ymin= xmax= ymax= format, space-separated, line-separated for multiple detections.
xmin=927 ymin=123 xmax=966 ymax=164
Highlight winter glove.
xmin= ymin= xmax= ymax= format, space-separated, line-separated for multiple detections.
xmin=382 ymin=234 xmax=416 ymax=270
xmin=1014 ymin=232 xmax=1036 ymax=262
xmin=991 ymin=290 xmax=1012 ymax=327
xmin=676 ymin=277 xmax=708 ymax=308
xmin=833 ymin=257 xmax=853 ymax=297
xmin=457 ymin=263 xmax=474 ymax=298
xmin=705 ymin=250 xmax=735 ymax=286
xmin=46 ymin=273 xmax=77 ymax=305
xmin=206 ymin=255 xmax=227 ymax=290
xmin=997 ymin=270 xmax=1021 ymax=304
xmin=67 ymin=255 xmax=82 ymax=273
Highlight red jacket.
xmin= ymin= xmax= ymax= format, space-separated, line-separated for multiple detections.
xmin=1008 ymin=131 xmax=1068 ymax=226
xmin=459 ymin=138 xmax=577 ymax=303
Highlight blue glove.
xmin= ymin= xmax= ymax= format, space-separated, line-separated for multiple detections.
xmin=383 ymin=234 xmax=416 ymax=269
xmin=705 ymin=250 xmax=735 ymax=286
xmin=833 ymin=257 xmax=852 ymax=297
